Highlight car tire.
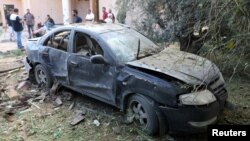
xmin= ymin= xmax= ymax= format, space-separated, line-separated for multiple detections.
xmin=128 ymin=94 xmax=159 ymax=135
xmin=34 ymin=64 xmax=53 ymax=89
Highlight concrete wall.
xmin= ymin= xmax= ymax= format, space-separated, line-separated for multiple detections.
xmin=29 ymin=0 xmax=63 ymax=25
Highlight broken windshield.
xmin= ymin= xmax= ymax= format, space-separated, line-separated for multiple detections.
xmin=100 ymin=29 xmax=163 ymax=62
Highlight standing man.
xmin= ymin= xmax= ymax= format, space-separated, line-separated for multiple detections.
xmin=24 ymin=9 xmax=35 ymax=39
xmin=102 ymin=7 xmax=108 ymax=21
xmin=5 ymin=9 xmax=15 ymax=41
xmin=10 ymin=8 xmax=24 ymax=50
xmin=85 ymin=9 xmax=94 ymax=22
xmin=72 ymin=10 xmax=82 ymax=23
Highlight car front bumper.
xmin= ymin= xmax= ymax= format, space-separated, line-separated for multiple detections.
xmin=159 ymin=97 xmax=227 ymax=134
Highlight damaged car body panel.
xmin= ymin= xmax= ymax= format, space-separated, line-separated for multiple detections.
xmin=127 ymin=48 xmax=221 ymax=85
xmin=117 ymin=67 xmax=188 ymax=108
xmin=24 ymin=23 xmax=228 ymax=135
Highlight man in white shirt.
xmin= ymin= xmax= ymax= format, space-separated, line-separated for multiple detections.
xmin=85 ymin=9 xmax=94 ymax=22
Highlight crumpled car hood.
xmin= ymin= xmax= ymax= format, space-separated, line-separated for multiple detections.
xmin=127 ymin=48 xmax=221 ymax=85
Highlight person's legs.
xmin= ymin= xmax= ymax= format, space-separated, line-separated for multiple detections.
xmin=16 ymin=31 xmax=23 ymax=49
xmin=27 ymin=25 xmax=31 ymax=38
xmin=8 ymin=26 xmax=13 ymax=41
xmin=31 ymin=25 xmax=34 ymax=32
xmin=12 ymin=29 xmax=16 ymax=41
xmin=30 ymin=25 xmax=34 ymax=38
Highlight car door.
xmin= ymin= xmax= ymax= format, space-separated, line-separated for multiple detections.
xmin=67 ymin=31 xmax=116 ymax=104
xmin=40 ymin=29 xmax=72 ymax=84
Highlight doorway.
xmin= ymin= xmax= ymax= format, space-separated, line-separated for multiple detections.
xmin=3 ymin=4 xmax=14 ymax=18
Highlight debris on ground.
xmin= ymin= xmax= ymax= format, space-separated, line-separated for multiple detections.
xmin=54 ymin=96 xmax=63 ymax=107
xmin=112 ymin=126 xmax=121 ymax=135
xmin=93 ymin=119 xmax=100 ymax=127
xmin=16 ymin=81 xmax=31 ymax=91
xmin=61 ymin=90 xmax=74 ymax=101
xmin=68 ymin=102 xmax=75 ymax=110
xmin=0 ymin=64 xmax=24 ymax=73
xmin=5 ymin=86 xmax=20 ymax=99
xmin=27 ymin=99 xmax=41 ymax=110
xmin=50 ymin=80 xmax=60 ymax=95
xmin=19 ymin=108 xmax=33 ymax=114
xmin=34 ymin=91 xmax=49 ymax=103
xmin=70 ymin=110 xmax=86 ymax=126
xmin=122 ymin=109 xmax=135 ymax=124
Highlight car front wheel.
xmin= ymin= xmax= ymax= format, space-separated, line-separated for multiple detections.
xmin=34 ymin=64 xmax=53 ymax=89
xmin=128 ymin=94 xmax=159 ymax=135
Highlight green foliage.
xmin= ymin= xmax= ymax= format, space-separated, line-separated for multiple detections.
xmin=14 ymin=49 xmax=22 ymax=56
xmin=116 ymin=0 xmax=129 ymax=24
xmin=116 ymin=0 xmax=250 ymax=78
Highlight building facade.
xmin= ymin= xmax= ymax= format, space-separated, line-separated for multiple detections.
xmin=0 ymin=0 xmax=106 ymax=26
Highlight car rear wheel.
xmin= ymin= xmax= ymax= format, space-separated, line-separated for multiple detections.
xmin=34 ymin=64 xmax=53 ymax=89
xmin=128 ymin=94 xmax=159 ymax=135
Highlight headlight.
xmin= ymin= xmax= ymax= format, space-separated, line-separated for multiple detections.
xmin=179 ymin=90 xmax=216 ymax=105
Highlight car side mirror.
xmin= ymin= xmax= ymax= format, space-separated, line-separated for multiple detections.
xmin=90 ymin=55 xmax=108 ymax=64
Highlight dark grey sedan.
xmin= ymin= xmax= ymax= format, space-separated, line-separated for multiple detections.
xmin=24 ymin=23 xmax=228 ymax=135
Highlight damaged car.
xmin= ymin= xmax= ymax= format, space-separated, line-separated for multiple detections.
xmin=24 ymin=23 xmax=228 ymax=135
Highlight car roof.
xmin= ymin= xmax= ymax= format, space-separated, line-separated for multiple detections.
xmin=61 ymin=23 xmax=129 ymax=34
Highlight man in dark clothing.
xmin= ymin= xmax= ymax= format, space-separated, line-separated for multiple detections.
xmin=72 ymin=10 xmax=82 ymax=23
xmin=44 ymin=14 xmax=55 ymax=29
xmin=24 ymin=9 xmax=35 ymax=38
xmin=102 ymin=7 xmax=108 ymax=21
xmin=10 ymin=8 xmax=24 ymax=49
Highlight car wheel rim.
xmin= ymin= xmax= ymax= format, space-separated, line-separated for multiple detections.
xmin=131 ymin=101 xmax=148 ymax=125
xmin=37 ymin=69 xmax=47 ymax=85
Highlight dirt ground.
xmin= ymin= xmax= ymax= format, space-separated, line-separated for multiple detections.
xmin=0 ymin=42 xmax=249 ymax=141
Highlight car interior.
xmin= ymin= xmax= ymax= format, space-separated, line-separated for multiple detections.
xmin=43 ymin=30 xmax=104 ymax=56
xmin=44 ymin=30 xmax=70 ymax=52
xmin=74 ymin=32 xmax=103 ymax=56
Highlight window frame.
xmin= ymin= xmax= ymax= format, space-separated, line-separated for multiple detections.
xmin=72 ymin=30 xmax=104 ymax=57
xmin=40 ymin=28 xmax=73 ymax=52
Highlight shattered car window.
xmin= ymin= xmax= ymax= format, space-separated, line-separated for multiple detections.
xmin=74 ymin=32 xmax=104 ymax=56
xmin=100 ymin=29 xmax=163 ymax=62
xmin=44 ymin=30 xmax=71 ymax=51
